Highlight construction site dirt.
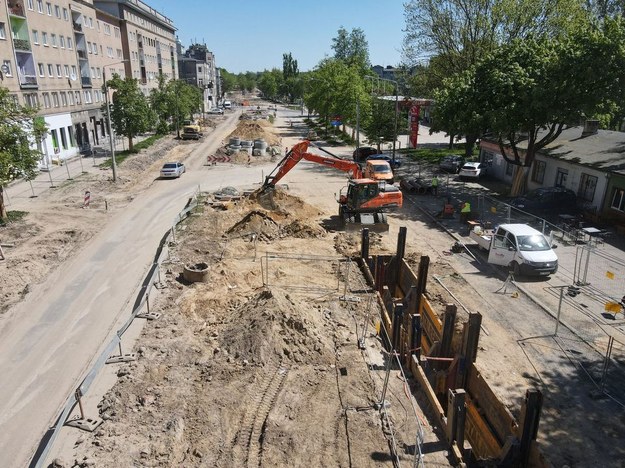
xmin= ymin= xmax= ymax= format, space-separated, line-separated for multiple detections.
xmin=1 ymin=101 xmax=624 ymax=467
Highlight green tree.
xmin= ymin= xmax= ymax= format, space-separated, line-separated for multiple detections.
xmin=331 ymin=27 xmax=370 ymax=72
xmin=149 ymin=74 xmax=171 ymax=134
xmin=0 ymin=88 xmax=47 ymax=219
xmin=282 ymin=52 xmax=299 ymax=79
xmin=466 ymin=19 xmax=625 ymax=195
xmin=257 ymin=69 xmax=282 ymax=100
xmin=362 ymin=98 xmax=396 ymax=151
xmin=220 ymin=69 xmax=236 ymax=96
xmin=105 ymin=74 xmax=154 ymax=151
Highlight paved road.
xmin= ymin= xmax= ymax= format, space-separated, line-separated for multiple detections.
xmin=0 ymin=110 xmax=278 ymax=466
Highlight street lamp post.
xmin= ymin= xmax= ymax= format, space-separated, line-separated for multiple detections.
xmin=103 ymin=60 xmax=128 ymax=182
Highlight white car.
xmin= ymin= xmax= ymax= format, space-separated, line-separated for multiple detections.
xmin=160 ymin=162 xmax=185 ymax=178
xmin=207 ymin=107 xmax=224 ymax=115
xmin=459 ymin=162 xmax=486 ymax=180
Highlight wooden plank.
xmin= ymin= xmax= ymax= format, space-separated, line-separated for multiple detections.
xmin=412 ymin=355 xmax=446 ymax=425
xmin=419 ymin=296 xmax=442 ymax=346
xmin=465 ymin=399 xmax=502 ymax=460
xmin=466 ymin=364 xmax=518 ymax=444
xmin=399 ymin=260 xmax=419 ymax=297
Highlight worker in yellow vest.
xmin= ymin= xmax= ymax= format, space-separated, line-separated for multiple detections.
xmin=431 ymin=175 xmax=439 ymax=196
xmin=460 ymin=201 xmax=471 ymax=223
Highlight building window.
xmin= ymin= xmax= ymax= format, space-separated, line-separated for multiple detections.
xmin=42 ymin=32 xmax=48 ymax=46
xmin=611 ymin=188 xmax=625 ymax=212
xmin=60 ymin=91 xmax=67 ymax=106
xmin=0 ymin=23 xmax=5 ymax=40
xmin=67 ymin=37 xmax=72 ymax=49
xmin=27 ymin=0 xmax=34 ymax=10
xmin=2 ymin=61 xmax=11 ymax=76
xmin=60 ymin=127 xmax=68 ymax=149
xmin=96 ymin=68 xmax=101 ymax=79
xmin=51 ymin=33 xmax=57 ymax=47
xmin=38 ymin=62 xmax=44 ymax=76
xmin=578 ymin=173 xmax=598 ymax=203
xmin=87 ymin=42 xmax=92 ymax=53
xmin=42 ymin=92 xmax=50 ymax=108
xmin=46 ymin=2 xmax=52 ymax=15
xmin=67 ymin=126 xmax=74 ymax=146
xmin=25 ymin=93 xmax=39 ymax=107
xmin=71 ymin=65 xmax=77 ymax=77
xmin=32 ymin=29 xmax=38 ymax=44
xmin=531 ymin=160 xmax=546 ymax=184
xmin=90 ymin=67 xmax=95 ymax=78
xmin=64 ymin=64 xmax=69 ymax=77
xmin=74 ymin=90 xmax=81 ymax=104
xmin=59 ymin=36 xmax=65 ymax=48
xmin=47 ymin=64 xmax=53 ymax=77
xmin=68 ymin=92 xmax=74 ymax=105
xmin=555 ymin=168 xmax=568 ymax=187
xmin=56 ymin=64 xmax=62 ymax=77
xmin=104 ymin=24 xmax=111 ymax=35
xmin=84 ymin=90 xmax=92 ymax=104
xmin=37 ymin=0 xmax=43 ymax=13
xmin=114 ymin=27 xmax=120 ymax=38
xmin=54 ymin=5 xmax=60 ymax=18
xmin=63 ymin=7 xmax=68 ymax=20
xmin=96 ymin=20 xmax=100 ymax=32
xmin=52 ymin=92 xmax=59 ymax=107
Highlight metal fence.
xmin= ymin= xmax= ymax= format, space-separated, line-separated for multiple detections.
xmin=31 ymin=188 xmax=203 ymax=467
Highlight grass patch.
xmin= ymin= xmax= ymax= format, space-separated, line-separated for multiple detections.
xmin=0 ymin=210 xmax=28 ymax=226
xmin=100 ymin=134 xmax=163 ymax=168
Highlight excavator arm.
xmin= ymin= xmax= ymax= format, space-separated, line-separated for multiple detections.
xmin=263 ymin=140 xmax=363 ymax=188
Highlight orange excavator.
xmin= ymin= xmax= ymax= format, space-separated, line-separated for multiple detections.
xmin=261 ymin=140 xmax=403 ymax=230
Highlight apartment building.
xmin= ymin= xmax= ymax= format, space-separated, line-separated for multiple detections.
xmin=2 ymin=0 xmax=176 ymax=166
xmin=94 ymin=0 xmax=177 ymax=94
xmin=177 ymin=42 xmax=217 ymax=115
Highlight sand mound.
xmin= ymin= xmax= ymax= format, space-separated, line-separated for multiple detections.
xmin=226 ymin=210 xmax=280 ymax=241
xmin=281 ymin=219 xmax=326 ymax=239
xmin=227 ymin=121 xmax=281 ymax=146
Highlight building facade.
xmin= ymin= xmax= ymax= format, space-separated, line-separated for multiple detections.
xmin=177 ymin=42 xmax=217 ymax=115
xmin=94 ymin=0 xmax=177 ymax=94
xmin=2 ymin=0 xmax=176 ymax=167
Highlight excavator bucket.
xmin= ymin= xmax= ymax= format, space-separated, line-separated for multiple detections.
xmin=343 ymin=212 xmax=389 ymax=233
xmin=251 ymin=186 xmax=277 ymax=211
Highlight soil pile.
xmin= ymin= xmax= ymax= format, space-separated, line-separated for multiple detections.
xmin=227 ymin=120 xmax=281 ymax=146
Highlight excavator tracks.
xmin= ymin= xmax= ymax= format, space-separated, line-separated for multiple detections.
xmin=234 ymin=364 xmax=289 ymax=467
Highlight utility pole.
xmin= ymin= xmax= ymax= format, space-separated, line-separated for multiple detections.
xmin=103 ymin=68 xmax=117 ymax=182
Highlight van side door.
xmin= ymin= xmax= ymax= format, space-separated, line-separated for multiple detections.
xmin=488 ymin=227 xmax=516 ymax=266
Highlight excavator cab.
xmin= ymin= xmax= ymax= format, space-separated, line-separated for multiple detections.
xmin=343 ymin=180 xmax=380 ymax=211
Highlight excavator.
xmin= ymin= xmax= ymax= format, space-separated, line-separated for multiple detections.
xmin=260 ymin=140 xmax=403 ymax=231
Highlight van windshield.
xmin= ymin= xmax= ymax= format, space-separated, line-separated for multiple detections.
xmin=371 ymin=164 xmax=391 ymax=173
xmin=517 ymin=234 xmax=551 ymax=251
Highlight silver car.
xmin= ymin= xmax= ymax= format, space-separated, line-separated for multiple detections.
xmin=160 ymin=162 xmax=185 ymax=178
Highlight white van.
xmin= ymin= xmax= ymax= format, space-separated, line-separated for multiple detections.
xmin=223 ymin=100 xmax=232 ymax=110
xmin=470 ymin=223 xmax=558 ymax=276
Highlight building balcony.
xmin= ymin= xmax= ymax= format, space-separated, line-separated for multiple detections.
xmin=19 ymin=74 xmax=38 ymax=88
xmin=77 ymin=49 xmax=87 ymax=59
xmin=8 ymin=0 xmax=26 ymax=17
xmin=73 ymin=22 xmax=83 ymax=32
xmin=81 ymin=76 xmax=92 ymax=87
xmin=13 ymin=38 xmax=31 ymax=51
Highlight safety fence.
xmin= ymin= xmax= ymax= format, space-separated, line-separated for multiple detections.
xmin=31 ymin=186 xmax=203 ymax=467
xmin=359 ymin=227 xmax=548 ymax=467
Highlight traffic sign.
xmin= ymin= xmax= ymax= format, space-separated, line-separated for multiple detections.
xmin=207 ymin=155 xmax=231 ymax=164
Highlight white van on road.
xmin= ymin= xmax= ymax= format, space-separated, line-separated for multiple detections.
xmin=223 ymin=100 xmax=232 ymax=109
xmin=470 ymin=223 xmax=558 ymax=276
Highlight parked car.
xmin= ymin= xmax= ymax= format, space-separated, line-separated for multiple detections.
xmin=509 ymin=187 xmax=578 ymax=215
xmin=365 ymin=153 xmax=402 ymax=169
xmin=459 ymin=162 xmax=487 ymax=180
xmin=160 ymin=162 xmax=185 ymax=178
xmin=207 ymin=107 xmax=224 ymax=115
xmin=353 ymin=146 xmax=381 ymax=163
xmin=439 ymin=155 xmax=465 ymax=173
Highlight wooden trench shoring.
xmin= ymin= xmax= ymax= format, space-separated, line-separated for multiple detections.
xmin=357 ymin=227 xmax=548 ymax=467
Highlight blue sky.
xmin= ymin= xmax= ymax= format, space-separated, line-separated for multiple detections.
xmin=146 ymin=0 xmax=406 ymax=73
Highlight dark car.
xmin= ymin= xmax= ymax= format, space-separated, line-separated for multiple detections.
xmin=509 ymin=187 xmax=577 ymax=215
xmin=353 ymin=146 xmax=381 ymax=163
xmin=365 ymin=153 xmax=402 ymax=169
xmin=439 ymin=155 xmax=465 ymax=173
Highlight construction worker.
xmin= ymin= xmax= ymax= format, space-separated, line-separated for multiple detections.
xmin=431 ymin=175 xmax=439 ymax=197
xmin=460 ymin=201 xmax=471 ymax=223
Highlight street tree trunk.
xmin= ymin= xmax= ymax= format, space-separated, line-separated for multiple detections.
xmin=510 ymin=165 xmax=530 ymax=196
xmin=0 ymin=186 xmax=7 ymax=221
xmin=128 ymin=133 xmax=134 ymax=152
xmin=464 ymin=134 xmax=478 ymax=158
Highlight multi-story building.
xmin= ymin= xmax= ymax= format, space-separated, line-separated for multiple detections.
xmin=177 ymin=42 xmax=217 ymax=115
xmin=94 ymin=0 xmax=177 ymax=94
xmin=2 ymin=0 xmax=176 ymax=167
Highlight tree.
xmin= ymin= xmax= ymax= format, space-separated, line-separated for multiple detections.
xmin=257 ymin=69 xmax=282 ymax=100
xmin=465 ymin=19 xmax=625 ymax=195
xmin=331 ymin=27 xmax=370 ymax=72
xmin=149 ymin=74 xmax=172 ymax=134
xmin=219 ymin=69 xmax=236 ymax=96
xmin=0 ymin=88 xmax=47 ymax=220
xmin=282 ymin=52 xmax=299 ymax=79
xmin=105 ymin=74 xmax=154 ymax=151
xmin=362 ymin=98 xmax=396 ymax=151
